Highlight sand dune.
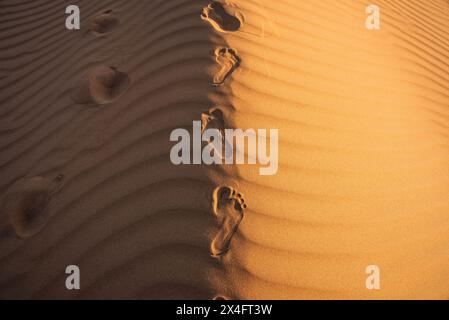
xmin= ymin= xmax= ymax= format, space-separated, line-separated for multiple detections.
xmin=0 ymin=0 xmax=448 ymax=299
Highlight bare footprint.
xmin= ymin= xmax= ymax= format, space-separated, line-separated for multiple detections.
xmin=1 ymin=174 xmax=64 ymax=238
xmin=211 ymin=186 xmax=246 ymax=257
xmin=213 ymin=47 xmax=241 ymax=86
xmin=72 ymin=66 xmax=131 ymax=105
xmin=89 ymin=10 xmax=120 ymax=36
xmin=201 ymin=2 xmax=243 ymax=33
xmin=202 ymin=108 xmax=227 ymax=159
xmin=201 ymin=108 xmax=225 ymax=134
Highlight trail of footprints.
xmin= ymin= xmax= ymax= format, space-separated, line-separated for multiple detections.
xmin=73 ymin=9 xmax=130 ymax=107
xmin=201 ymin=1 xmax=247 ymax=260
xmin=2 ymin=8 xmax=127 ymax=239
xmin=201 ymin=2 xmax=244 ymax=33
xmin=202 ymin=1 xmax=242 ymax=86
xmin=0 ymin=2 xmax=247 ymax=297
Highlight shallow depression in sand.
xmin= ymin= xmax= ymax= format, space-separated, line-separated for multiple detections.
xmin=211 ymin=186 xmax=246 ymax=257
xmin=201 ymin=2 xmax=243 ymax=33
xmin=89 ymin=10 xmax=120 ymax=35
xmin=2 ymin=175 xmax=64 ymax=238
xmin=72 ymin=66 xmax=131 ymax=105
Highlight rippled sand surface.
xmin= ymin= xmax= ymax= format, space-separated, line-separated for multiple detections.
xmin=0 ymin=0 xmax=448 ymax=299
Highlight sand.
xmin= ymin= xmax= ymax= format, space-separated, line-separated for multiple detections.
xmin=0 ymin=0 xmax=448 ymax=299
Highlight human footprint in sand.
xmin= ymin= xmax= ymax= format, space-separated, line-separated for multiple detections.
xmin=211 ymin=186 xmax=246 ymax=257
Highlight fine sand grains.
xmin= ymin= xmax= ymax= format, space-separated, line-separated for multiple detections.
xmin=213 ymin=0 xmax=449 ymax=299
xmin=0 ymin=0 xmax=448 ymax=299
xmin=0 ymin=0 xmax=231 ymax=299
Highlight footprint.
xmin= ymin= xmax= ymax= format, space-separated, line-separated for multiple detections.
xmin=202 ymin=108 xmax=227 ymax=159
xmin=213 ymin=47 xmax=241 ymax=86
xmin=201 ymin=2 xmax=243 ymax=33
xmin=201 ymin=108 xmax=225 ymax=134
xmin=89 ymin=10 xmax=119 ymax=36
xmin=211 ymin=186 xmax=246 ymax=257
xmin=1 ymin=174 xmax=64 ymax=238
xmin=72 ymin=66 xmax=131 ymax=105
